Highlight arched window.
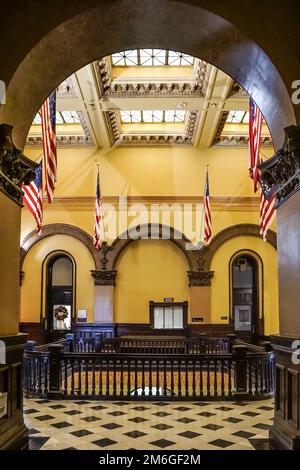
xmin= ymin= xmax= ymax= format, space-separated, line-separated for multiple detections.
xmin=231 ymin=253 xmax=260 ymax=338
xmin=45 ymin=254 xmax=75 ymax=332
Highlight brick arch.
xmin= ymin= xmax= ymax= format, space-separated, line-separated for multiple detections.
xmin=20 ymin=223 xmax=100 ymax=270
xmin=199 ymin=223 xmax=277 ymax=271
xmin=106 ymin=223 xmax=197 ymax=271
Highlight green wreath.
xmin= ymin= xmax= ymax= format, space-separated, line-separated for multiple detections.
xmin=54 ymin=305 xmax=68 ymax=321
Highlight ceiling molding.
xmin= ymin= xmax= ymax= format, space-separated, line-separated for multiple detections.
xmin=96 ymin=57 xmax=210 ymax=99
xmin=23 ymin=195 xmax=260 ymax=212
xmin=213 ymin=135 xmax=273 ymax=147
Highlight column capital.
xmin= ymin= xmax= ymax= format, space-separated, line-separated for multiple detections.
xmin=0 ymin=124 xmax=37 ymax=205
xmin=91 ymin=269 xmax=117 ymax=286
xmin=260 ymin=125 xmax=300 ymax=208
xmin=187 ymin=270 xmax=214 ymax=286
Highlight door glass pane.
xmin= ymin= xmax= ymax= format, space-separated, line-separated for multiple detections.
xmin=154 ymin=307 xmax=164 ymax=329
xmin=173 ymin=307 xmax=183 ymax=328
xmin=233 ymin=258 xmax=253 ymax=288
xmin=52 ymin=257 xmax=73 ymax=286
xmin=164 ymin=307 xmax=173 ymax=329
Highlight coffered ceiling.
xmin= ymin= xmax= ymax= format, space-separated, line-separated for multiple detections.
xmin=26 ymin=49 xmax=272 ymax=149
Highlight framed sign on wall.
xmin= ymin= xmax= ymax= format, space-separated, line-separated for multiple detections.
xmin=77 ymin=309 xmax=87 ymax=323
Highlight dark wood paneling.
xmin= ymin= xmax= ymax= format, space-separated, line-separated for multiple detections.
xmin=277 ymin=191 xmax=300 ymax=336
xmin=20 ymin=321 xmax=238 ymax=344
xmin=0 ymin=333 xmax=28 ymax=450
xmin=270 ymin=335 xmax=300 ymax=450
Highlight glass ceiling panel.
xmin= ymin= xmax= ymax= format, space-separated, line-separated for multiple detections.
xmin=226 ymin=110 xmax=249 ymax=124
xmin=32 ymin=111 xmax=81 ymax=125
xmin=120 ymin=110 xmax=186 ymax=123
xmin=111 ymin=49 xmax=195 ymax=67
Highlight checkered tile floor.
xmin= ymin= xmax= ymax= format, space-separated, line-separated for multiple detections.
xmin=24 ymin=398 xmax=274 ymax=450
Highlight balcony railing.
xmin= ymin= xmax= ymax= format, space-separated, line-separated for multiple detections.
xmin=23 ymin=335 xmax=275 ymax=401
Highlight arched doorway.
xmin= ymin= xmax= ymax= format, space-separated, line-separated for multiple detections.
xmin=44 ymin=253 xmax=75 ymax=341
xmin=231 ymin=254 xmax=259 ymax=340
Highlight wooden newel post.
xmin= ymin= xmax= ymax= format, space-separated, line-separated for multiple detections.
xmin=233 ymin=344 xmax=249 ymax=400
xmin=47 ymin=344 xmax=63 ymax=399
xmin=227 ymin=333 xmax=237 ymax=353
xmin=65 ymin=333 xmax=74 ymax=352
xmin=94 ymin=333 xmax=102 ymax=352
xmin=198 ymin=333 xmax=208 ymax=353
xmin=261 ymin=341 xmax=273 ymax=352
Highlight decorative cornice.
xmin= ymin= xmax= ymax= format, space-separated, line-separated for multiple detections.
xmin=0 ymin=124 xmax=37 ymax=205
xmin=187 ymin=270 xmax=214 ymax=286
xmin=213 ymin=111 xmax=272 ymax=147
xmin=96 ymin=57 xmax=209 ymax=99
xmin=214 ymin=135 xmax=272 ymax=147
xmin=228 ymin=82 xmax=248 ymax=99
xmin=91 ymin=269 xmax=117 ymax=286
xmin=259 ymin=125 xmax=300 ymax=208
xmin=77 ymin=111 xmax=95 ymax=146
xmin=214 ymin=111 xmax=229 ymax=142
xmin=26 ymin=134 xmax=94 ymax=147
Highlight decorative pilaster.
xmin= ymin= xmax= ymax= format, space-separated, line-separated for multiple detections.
xmin=187 ymin=270 xmax=214 ymax=286
xmin=259 ymin=125 xmax=300 ymax=208
xmin=0 ymin=124 xmax=37 ymax=205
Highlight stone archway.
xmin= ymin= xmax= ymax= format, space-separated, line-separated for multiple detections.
xmin=0 ymin=0 xmax=296 ymax=149
xmin=0 ymin=0 xmax=300 ymax=450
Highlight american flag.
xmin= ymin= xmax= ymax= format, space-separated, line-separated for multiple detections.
xmin=41 ymin=91 xmax=57 ymax=203
xmin=93 ymin=167 xmax=103 ymax=249
xmin=260 ymin=177 xmax=276 ymax=241
xmin=22 ymin=159 xmax=43 ymax=235
xmin=203 ymin=166 xmax=212 ymax=244
xmin=249 ymin=98 xmax=262 ymax=193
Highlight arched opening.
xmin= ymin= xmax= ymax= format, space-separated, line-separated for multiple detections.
xmin=0 ymin=1 xmax=295 ymax=149
xmin=44 ymin=252 xmax=75 ymax=339
xmin=231 ymin=253 xmax=259 ymax=340
xmin=1 ymin=1 xmax=300 ymax=451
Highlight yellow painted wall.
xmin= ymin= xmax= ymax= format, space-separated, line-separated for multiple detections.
xmin=23 ymin=146 xmax=274 ymax=199
xmin=20 ymin=145 xmax=279 ymax=333
xmin=210 ymin=236 xmax=279 ymax=335
xmin=114 ymin=239 xmax=190 ymax=323
xmin=21 ymin=234 xmax=95 ymax=323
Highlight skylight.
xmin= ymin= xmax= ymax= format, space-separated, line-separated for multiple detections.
xmin=112 ymin=49 xmax=194 ymax=67
xmin=226 ymin=111 xmax=249 ymax=124
xmin=33 ymin=111 xmax=81 ymax=125
xmin=120 ymin=110 xmax=186 ymax=123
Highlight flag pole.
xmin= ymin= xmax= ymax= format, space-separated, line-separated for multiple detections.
xmin=97 ymin=164 xmax=105 ymax=244
xmin=200 ymin=164 xmax=209 ymax=244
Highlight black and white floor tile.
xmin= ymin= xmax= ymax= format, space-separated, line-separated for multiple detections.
xmin=24 ymin=398 xmax=274 ymax=450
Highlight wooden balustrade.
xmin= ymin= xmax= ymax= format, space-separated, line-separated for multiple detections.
xmin=23 ymin=341 xmax=275 ymax=401
xmin=72 ymin=336 xmax=231 ymax=355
